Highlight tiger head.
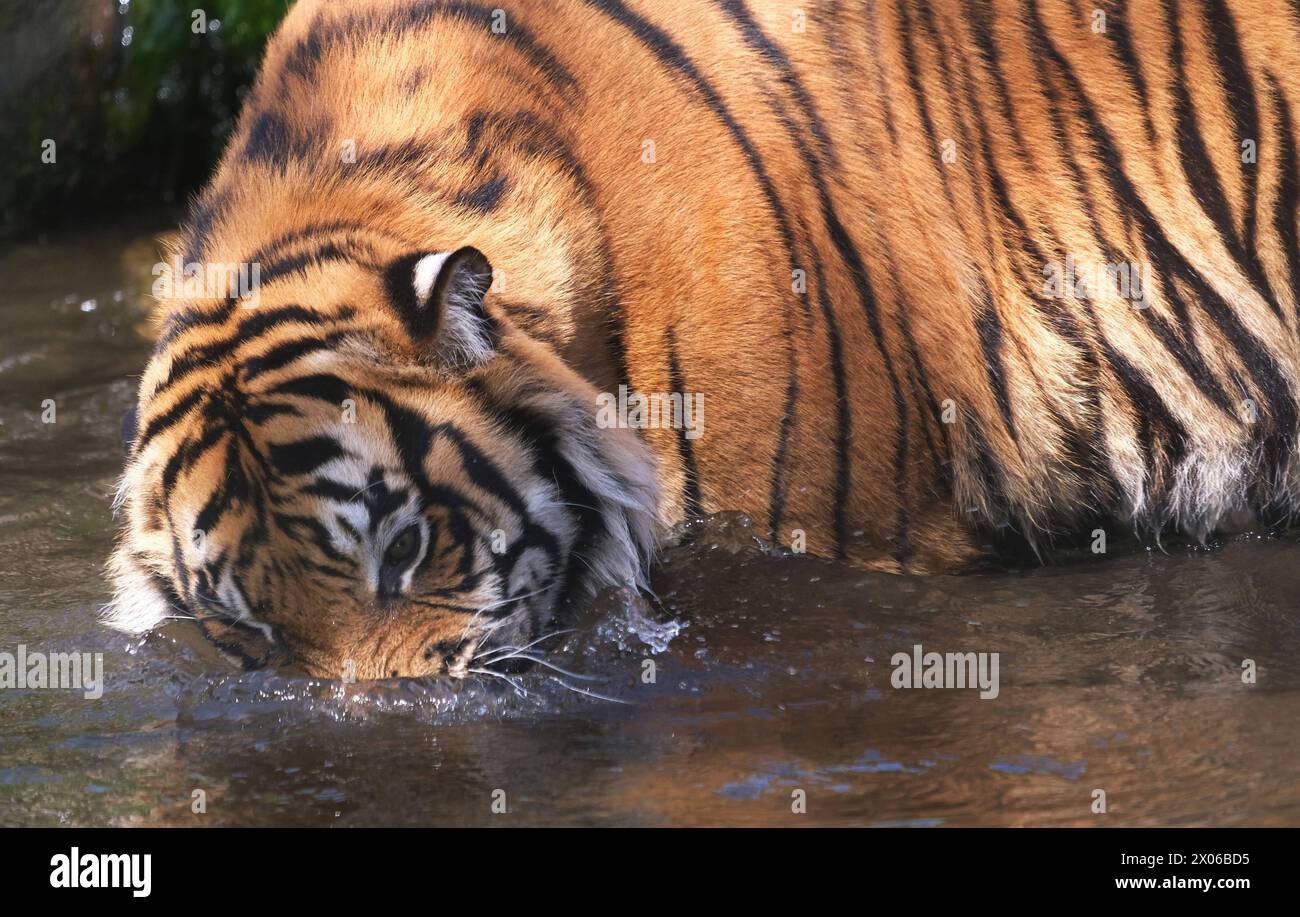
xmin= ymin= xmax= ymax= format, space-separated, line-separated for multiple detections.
xmin=106 ymin=242 xmax=660 ymax=679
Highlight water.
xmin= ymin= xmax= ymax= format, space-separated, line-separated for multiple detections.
xmin=2 ymin=222 xmax=1299 ymax=827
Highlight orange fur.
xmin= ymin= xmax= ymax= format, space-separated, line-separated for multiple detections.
xmin=109 ymin=0 xmax=1300 ymax=675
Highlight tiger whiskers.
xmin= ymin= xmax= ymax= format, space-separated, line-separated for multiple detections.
xmin=470 ymin=657 xmax=629 ymax=705
xmin=475 ymin=649 xmax=601 ymax=682
xmin=471 ymin=627 xmax=576 ymax=662
xmin=455 ymin=583 xmax=552 ymax=645
xmin=345 ymin=477 xmax=389 ymax=503
xmin=547 ymin=677 xmax=632 ymax=705
xmin=467 ymin=666 xmax=528 ymax=695
xmin=445 ymin=595 xmax=544 ymax=678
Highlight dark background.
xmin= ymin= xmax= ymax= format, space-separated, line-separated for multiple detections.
xmin=0 ymin=0 xmax=285 ymax=241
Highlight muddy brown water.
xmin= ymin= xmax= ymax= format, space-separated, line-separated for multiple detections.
xmin=1 ymin=223 xmax=1298 ymax=827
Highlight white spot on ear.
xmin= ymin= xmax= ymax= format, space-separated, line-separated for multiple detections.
xmin=412 ymin=252 xmax=451 ymax=304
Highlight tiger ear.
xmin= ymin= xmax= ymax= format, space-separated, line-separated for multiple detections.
xmin=384 ymin=246 xmax=498 ymax=363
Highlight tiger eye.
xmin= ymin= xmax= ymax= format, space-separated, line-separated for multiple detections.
xmin=384 ymin=527 xmax=418 ymax=565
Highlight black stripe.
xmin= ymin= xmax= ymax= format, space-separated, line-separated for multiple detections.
xmin=714 ymin=0 xmax=838 ymax=170
xmin=241 ymin=110 xmax=320 ymax=169
xmin=179 ymin=188 xmax=231 ymax=265
xmin=1266 ymin=75 xmax=1300 ymax=320
xmin=192 ymin=483 xmax=228 ymax=542
xmin=973 ymin=280 xmax=1019 ymax=443
xmin=862 ymin=0 xmax=899 ymax=144
xmin=1020 ymin=12 xmax=1209 ymax=500
xmin=254 ymin=241 xmax=377 ymax=289
xmin=931 ymin=7 xmax=1050 ymax=469
xmin=135 ymin=388 xmax=206 ymax=452
xmin=272 ymin=512 xmax=351 ymax=564
xmin=303 ymin=479 xmax=364 ymax=504
xmin=897 ymin=0 xmax=960 ymax=213
xmin=152 ymin=339 xmax=238 ymax=400
xmin=152 ymin=306 xmax=353 ymax=399
xmin=806 ymin=245 xmax=851 ymax=558
xmin=1108 ymin=0 xmax=1159 ymax=146
xmin=268 ymin=436 xmax=348 ymax=477
xmin=665 ymin=327 xmax=702 ymax=519
xmin=347 ymin=139 xmax=449 ymax=191
xmin=961 ymin=0 xmax=1037 ymax=163
xmin=938 ymin=7 xmax=1049 ymax=271
xmin=453 ymin=174 xmax=509 ymax=212
xmin=174 ymin=564 xmax=272 ymax=669
xmin=470 ymin=392 xmax=606 ymax=606
xmin=242 ymin=304 xmax=352 ymax=343
xmin=282 ymin=1 xmax=580 ymax=106
xmin=363 ymin=388 xmax=536 ymax=526
xmin=1164 ymin=0 xmax=1280 ymax=317
xmin=715 ymin=4 xmax=905 ymax=558
xmin=582 ymin=0 xmax=806 ymax=543
xmin=720 ymin=5 xmax=858 ymax=553
xmin=1203 ymin=0 xmax=1262 ymax=253
xmin=461 ymin=110 xmax=591 ymax=192
xmin=269 ymin=372 xmax=353 ymax=406
xmin=1099 ymin=336 xmax=1190 ymax=472
xmin=299 ymin=559 xmax=354 ymax=583
xmin=244 ymin=402 xmax=301 ymax=424
xmin=166 ymin=432 xmax=230 ymax=516
xmin=905 ymin=360 xmax=945 ymax=482
xmin=1030 ymin=0 xmax=1297 ymax=459
xmin=459 ymin=109 xmax=633 ymax=392
xmin=1140 ymin=304 xmax=1237 ymax=414
xmin=240 ymin=332 xmax=347 ymax=381
xmin=156 ymin=305 xmax=231 ymax=349
xmin=243 ymin=222 xmax=395 ymax=270
xmin=964 ymin=412 xmax=1012 ymax=527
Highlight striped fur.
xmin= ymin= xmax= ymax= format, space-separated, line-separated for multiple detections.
xmin=109 ymin=0 xmax=1300 ymax=676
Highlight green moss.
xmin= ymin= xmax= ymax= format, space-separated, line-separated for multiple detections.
xmin=0 ymin=0 xmax=287 ymax=238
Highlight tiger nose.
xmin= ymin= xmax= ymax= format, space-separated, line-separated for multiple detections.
xmin=421 ymin=638 xmax=472 ymax=677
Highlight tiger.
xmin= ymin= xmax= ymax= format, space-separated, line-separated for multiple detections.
xmin=107 ymin=0 xmax=1300 ymax=678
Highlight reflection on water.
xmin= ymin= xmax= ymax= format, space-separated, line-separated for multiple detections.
xmin=2 ymin=224 xmax=1299 ymax=827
